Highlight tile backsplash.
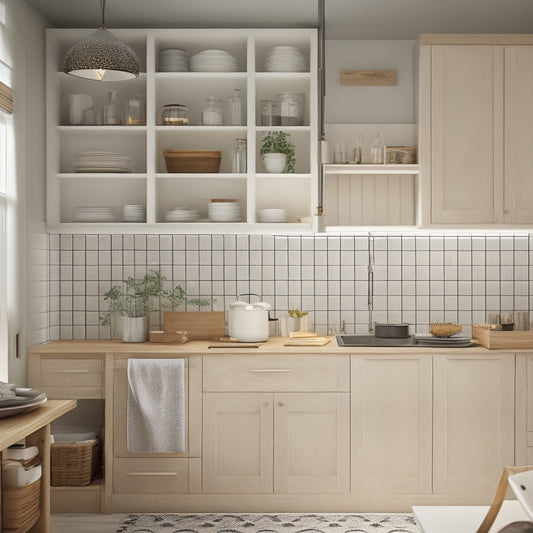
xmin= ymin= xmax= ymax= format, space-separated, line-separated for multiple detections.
xmin=47 ymin=232 xmax=532 ymax=340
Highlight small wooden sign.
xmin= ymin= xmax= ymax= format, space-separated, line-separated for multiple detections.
xmin=340 ymin=69 xmax=397 ymax=86
xmin=0 ymin=81 xmax=14 ymax=114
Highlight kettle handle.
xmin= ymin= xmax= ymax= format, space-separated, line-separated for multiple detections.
xmin=238 ymin=293 xmax=262 ymax=303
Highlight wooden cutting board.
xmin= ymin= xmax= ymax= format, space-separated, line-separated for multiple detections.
xmin=284 ymin=336 xmax=331 ymax=346
xmin=163 ymin=311 xmax=225 ymax=340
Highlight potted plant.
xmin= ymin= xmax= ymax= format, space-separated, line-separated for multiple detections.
xmin=100 ymin=270 xmax=165 ymax=342
xmin=260 ymin=131 xmax=296 ymax=173
xmin=280 ymin=309 xmax=309 ymax=336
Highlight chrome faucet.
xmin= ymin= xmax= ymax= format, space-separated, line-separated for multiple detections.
xmin=368 ymin=233 xmax=375 ymax=333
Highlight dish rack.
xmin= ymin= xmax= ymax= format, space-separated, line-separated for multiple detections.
xmin=51 ymin=437 xmax=100 ymax=486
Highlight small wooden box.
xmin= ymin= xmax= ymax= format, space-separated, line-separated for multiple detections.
xmin=472 ymin=325 xmax=533 ymax=350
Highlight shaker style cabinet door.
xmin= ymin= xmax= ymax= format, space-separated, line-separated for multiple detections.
xmin=429 ymin=45 xmax=504 ymax=224
xmin=202 ymin=392 xmax=274 ymax=494
xmin=433 ymin=354 xmax=515 ymax=498
xmin=505 ymin=46 xmax=533 ymax=223
xmin=351 ymin=355 xmax=432 ymax=494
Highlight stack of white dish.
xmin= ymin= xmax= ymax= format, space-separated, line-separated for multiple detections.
xmin=73 ymin=151 xmax=132 ymax=173
xmin=122 ymin=204 xmax=145 ymax=222
xmin=190 ymin=49 xmax=239 ymax=72
xmin=164 ymin=207 xmax=199 ymax=222
xmin=264 ymin=45 xmax=307 ymax=72
xmin=72 ymin=206 xmax=117 ymax=222
xmin=159 ymin=48 xmax=189 ymax=72
xmin=208 ymin=199 xmax=241 ymax=222
xmin=257 ymin=208 xmax=287 ymax=223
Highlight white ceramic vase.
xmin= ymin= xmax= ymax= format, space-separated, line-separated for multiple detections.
xmin=121 ymin=316 xmax=149 ymax=343
xmin=262 ymin=153 xmax=287 ymax=173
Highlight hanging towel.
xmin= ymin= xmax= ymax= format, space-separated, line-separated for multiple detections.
xmin=127 ymin=358 xmax=186 ymax=453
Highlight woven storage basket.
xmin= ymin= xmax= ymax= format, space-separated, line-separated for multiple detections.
xmin=385 ymin=146 xmax=417 ymax=164
xmin=2 ymin=477 xmax=41 ymax=531
xmin=164 ymin=149 xmax=221 ymax=173
xmin=51 ymin=438 xmax=100 ymax=487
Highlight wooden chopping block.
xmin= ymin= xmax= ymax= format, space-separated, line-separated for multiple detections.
xmin=163 ymin=311 xmax=225 ymax=340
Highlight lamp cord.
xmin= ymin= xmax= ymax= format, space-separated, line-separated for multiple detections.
xmin=100 ymin=0 xmax=106 ymax=28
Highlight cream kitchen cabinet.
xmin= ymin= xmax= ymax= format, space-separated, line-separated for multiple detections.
xmin=433 ymin=353 xmax=515 ymax=499
xmin=418 ymin=35 xmax=533 ymax=226
xmin=202 ymin=354 xmax=350 ymax=494
xmin=515 ymin=353 xmax=533 ymax=465
xmin=351 ymin=355 xmax=432 ymax=495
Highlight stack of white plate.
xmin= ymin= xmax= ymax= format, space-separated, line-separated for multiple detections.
xmin=164 ymin=207 xmax=199 ymax=222
xmin=258 ymin=208 xmax=287 ymax=223
xmin=122 ymin=204 xmax=145 ymax=222
xmin=159 ymin=48 xmax=189 ymax=72
xmin=0 ymin=388 xmax=47 ymax=419
xmin=190 ymin=49 xmax=239 ymax=72
xmin=72 ymin=206 xmax=117 ymax=222
xmin=264 ymin=45 xmax=307 ymax=72
xmin=73 ymin=151 xmax=132 ymax=173
xmin=208 ymin=199 xmax=241 ymax=222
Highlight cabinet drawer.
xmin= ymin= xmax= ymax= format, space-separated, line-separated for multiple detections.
xmin=203 ymin=355 xmax=349 ymax=392
xmin=113 ymin=458 xmax=189 ymax=494
xmin=39 ymin=358 xmax=104 ymax=399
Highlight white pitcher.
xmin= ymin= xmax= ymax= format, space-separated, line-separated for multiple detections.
xmin=68 ymin=93 xmax=93 ymax=125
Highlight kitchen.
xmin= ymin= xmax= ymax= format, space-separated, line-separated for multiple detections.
xmin=3 ymin=0 xmax=533 ymax=532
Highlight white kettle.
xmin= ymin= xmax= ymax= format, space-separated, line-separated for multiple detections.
xmin=228 ymin=293 xmax=271 ymax=342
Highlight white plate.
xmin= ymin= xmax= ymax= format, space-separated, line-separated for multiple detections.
xmin=0 ymin=396 xmax=47 ymax=419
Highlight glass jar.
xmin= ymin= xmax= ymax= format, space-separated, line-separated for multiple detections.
xmin=370 ymin=132 xmax=386 ymax=164
xmin=275 ymin=92 xmax=305 ymax=126
xmin=260 ymin=99 xmax=281 ymax=126
xmin=125 ymin=96 xmax=144 ymax=126
xmin=232 ymin=139 xmax=247 ymax=173
xmin=104 ymin=91 xmax=121 ymax=125
xmin=201 ymin=97 xmax=223 ymax=126
xmin=161 ymin=104 xmax=188 ymax=126
xmin=227 ymin=89 xmax=244 ymax=126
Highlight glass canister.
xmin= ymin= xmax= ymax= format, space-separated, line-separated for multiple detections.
xmin=227 ymin=88 xmax=244 ymax=126
xmin=260 ymin=99 xmax=281 ymax=126
xmin=275 ymin=92 xmax=305 ymax=126
xmin=232 ymin=139 xmax=247 ymax=173
xmin=104 ymin=91 xmax=121 ymax=125
xmin=201 ymin=97 xmax=223 ymax=126
xmin=161 ymin=104 xmax=189 ymax=125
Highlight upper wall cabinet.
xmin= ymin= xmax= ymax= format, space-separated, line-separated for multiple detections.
xmin=45 ymin=28 xmax=317 ymax=233
xmin=418 ymin=35 xmax=533 ymax=227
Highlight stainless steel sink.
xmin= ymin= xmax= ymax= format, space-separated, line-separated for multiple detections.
xmin=336 ymin=335 xmax=415 ymax=347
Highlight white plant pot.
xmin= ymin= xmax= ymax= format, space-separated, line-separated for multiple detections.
xmin=280 ymin=315 xmax=308 ymax=337
xmin=122 ymin=316 xmax=149 ymax=343
xmin=262 ymin=153 xmax=287 ymax=173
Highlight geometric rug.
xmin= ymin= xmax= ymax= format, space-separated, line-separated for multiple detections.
xmin=116 ymin=513 xmax=419 ymax=533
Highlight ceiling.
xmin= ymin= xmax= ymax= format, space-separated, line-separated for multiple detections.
xmin=25 ymin=0 xmax=533 ymax=40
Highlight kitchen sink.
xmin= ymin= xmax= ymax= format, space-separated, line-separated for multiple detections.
xmin=336 ymin=335 xmax=415 ymax=347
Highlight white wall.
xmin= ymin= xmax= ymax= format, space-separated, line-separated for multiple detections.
xmin=325 ymin=40 xmax=416 ymax=124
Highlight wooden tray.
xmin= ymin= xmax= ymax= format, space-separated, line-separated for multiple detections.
xmin=284 ymin=336 xmax=331 ymax=346
xmin=472 ymin=324 xmax=533 ymax=350
xmin=163 ymin=311 xmax=225 ymax=340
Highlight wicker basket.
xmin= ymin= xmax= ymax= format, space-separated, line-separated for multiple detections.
xmin=386 ymin=146 xmax=417 ymax=164
xmin=2 ymin=477 xmax=41 ymax=531
xmin=51 ymin=438 xmax=100 ymax=487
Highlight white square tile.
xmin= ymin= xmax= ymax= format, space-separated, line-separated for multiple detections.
xmin=98 ymin=235 xmax=111 ymax=250
xmin=135 ymin=250 xmax=147 ymax=265
xmin=223 ymin=250 xmax=236 ymax=266
xmin=60 ymin=234 xmax=73 ymax=250
xmin=186 ymin=235 xmax=199 ymax=251
xmin=98 ymin=250 xmax=111 ymax=265
xmin=147 ymin=250 xmax=159 ymax=265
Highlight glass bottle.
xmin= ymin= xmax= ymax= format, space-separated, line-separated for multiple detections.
xmin=125 ymin=96 xmax=144 ymax=126
xmin=201 ymin=97 xmax=223 ymax=126
xmin=232 ymin=139 xmax=247 ymax=173
xmin=104 ymin=91 xmax=121 ymax=125
xmin=227 ymin=88 xmax=243 ymax=126
xmin=370 ymin=132 xmax=386 ymax=164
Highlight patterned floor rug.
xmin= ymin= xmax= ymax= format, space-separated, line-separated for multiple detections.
xmin=116 ymin=513 xmax=419 ymax=533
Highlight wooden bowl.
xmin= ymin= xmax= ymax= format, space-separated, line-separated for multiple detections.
xmin=164 ymin=150 xmax=221 ymax=173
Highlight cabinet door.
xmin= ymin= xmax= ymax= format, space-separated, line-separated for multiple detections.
xmin=505 ymin=46 xmax=533 ymax=223
xmin=274 ymin=393 xmax=350 ymax=494
xmin=351 ymin=355 xmax=432 ymax=494
xmin=430 ymin=45 xmax=504 ymax=224
xmin=433 ymin=354 xmax=515 ymax=497
xmin=202 ymin=392 xmax=273 ymax=493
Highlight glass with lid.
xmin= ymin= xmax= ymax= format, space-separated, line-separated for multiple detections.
xmin=161 ymin=104 xmax=188 ymax=126
xmin=274 ymin=92 xmax=305 ymax=126
xmin=201 ymin=97 xmax=223 ymax=126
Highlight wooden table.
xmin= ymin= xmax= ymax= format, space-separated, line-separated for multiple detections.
xmin=413 ymin=500 xmax=530 ymax=533
xmin=0 ymin=400 xmax=77 ymax=533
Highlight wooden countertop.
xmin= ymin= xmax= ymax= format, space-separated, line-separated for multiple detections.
xmin=26 ymin=337 xmax=513 ymax=356
xmin=0 ymin=399 xmax=77 ymax=450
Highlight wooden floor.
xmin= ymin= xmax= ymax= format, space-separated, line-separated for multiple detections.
xmin=51 ymin=513 xmax=129 ymax=533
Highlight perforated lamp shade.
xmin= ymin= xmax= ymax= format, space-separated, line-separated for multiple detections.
xmin=63 ymin=28 xmax=140 ymax=81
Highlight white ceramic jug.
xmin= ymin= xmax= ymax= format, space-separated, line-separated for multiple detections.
xmin=68 ymin=93 xmax=93 ymax=125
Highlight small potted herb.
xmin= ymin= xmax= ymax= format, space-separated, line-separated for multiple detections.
xmin=280 ymin=309 xmax=309 ymax=336
xmin=260 ymin=131 xmax=296 ymax=173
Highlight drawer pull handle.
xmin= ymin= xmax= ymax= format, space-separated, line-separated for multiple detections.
xmin=56 ymin=369 xmax=91 ymax=373
xmin=126 ymin=472 xmax=178 ymax=477
xmin=250 ymin=369 xmax=293 ymax=373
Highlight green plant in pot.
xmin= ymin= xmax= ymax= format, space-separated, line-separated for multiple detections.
xmin=260 ymin=131 xmax=295 ymax=173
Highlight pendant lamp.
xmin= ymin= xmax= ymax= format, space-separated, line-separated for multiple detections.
xmin=63 ymin=0 xmax=139 ymax=81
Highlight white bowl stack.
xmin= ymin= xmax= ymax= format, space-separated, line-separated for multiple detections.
xmin=164 ymin=207 xmax=199 ymax=222
xmin=72 ymin=206 xmax=116 ymax=222
xmin=208 ymin=199 xmax=241 ymax=222
xmin=122 ymin=205 xmax=145 ymax=222
xmin=258 ymin=208 xmax=287 ymax=223
xmin=190 ymin=49 xmax=239 ymax=72
xmin=264 ymin=45 xmax=307 ymax=72
xmin=73 ymin=151 xmax=132 ymax=173
xmin=159 ymin=48 xmax=189 ymax=72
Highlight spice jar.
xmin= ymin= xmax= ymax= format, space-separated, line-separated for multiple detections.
xmin=161 ymin=104 xmax=189 ymax=126
xmin=201 ymin=97 xmax=223 ymax=126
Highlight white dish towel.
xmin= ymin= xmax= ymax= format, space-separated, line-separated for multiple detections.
xmin=127 ymin=358 xmax=186 ymax=453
